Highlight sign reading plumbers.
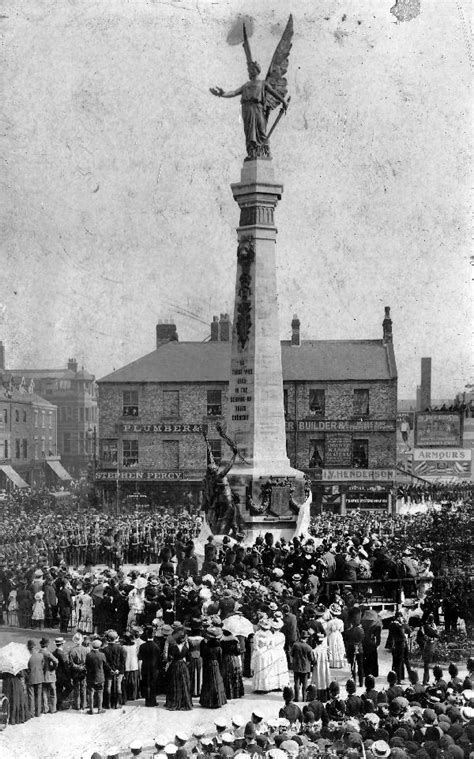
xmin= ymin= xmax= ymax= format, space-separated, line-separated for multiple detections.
xmin=119 ymin=423 xmax=203 ymax=433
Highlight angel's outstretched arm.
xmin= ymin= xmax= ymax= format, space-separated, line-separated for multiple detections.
xmin=210 ymin=85 xmax=244 ymax=99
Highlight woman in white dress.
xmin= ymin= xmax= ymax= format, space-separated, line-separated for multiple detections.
xmin=309 ymin=625 xmax=331 ymax=702
xmin=31 ymin=590 xmax=45 ymax=630
xmin=251 ymin=617 xmax=274 ymax=692
xmin=7 ymin=584 xmax=18 ymax=626
xmin=75 ymin=586 xmax=94 ymax=634
xmin=267 ymin=618 xmax=290 ymax=691
xmin=326 ymin=603 xmax=346 ymax=669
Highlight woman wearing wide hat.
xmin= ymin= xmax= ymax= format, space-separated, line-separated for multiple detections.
xmin=326 ymin=602 xmax=346 ymax=669
xmin=309 ymin=606 xmax=331 ymax=702
xmin=187 ymin=618 xmax=204 ymax=697
xmin=165 ymin=624 xmax=193 ymax=711
xmin=251 ymin=616 xmax=274 ymax=693
xmin=199 ymin=627 xmax=227 ymax=708
xmin=220 ymin=628 xmax=244 ymax=700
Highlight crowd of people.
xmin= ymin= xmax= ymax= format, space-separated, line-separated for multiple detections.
xmin=0 ymin=485 xmax=472 ymax=757
xmin=395 ymin=483 xmax=471 ymax=507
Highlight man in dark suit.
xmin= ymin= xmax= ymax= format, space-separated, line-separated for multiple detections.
xmin=387 ymin=611 xmax=411 ymax=684
xmin=290 ymin=630 xmax=315 ymax=701
xmin=27 ymin=639 xmax=44 ymax=717
xmin=103 ymin=629 xmax=126 ymax=709
xmin=282 ymin=604 xmax=298 ymax=668
xmin=138 ymin=626 xmax=161 ymax=706
xmin=86 ymin=638 xmax=111 ymax=714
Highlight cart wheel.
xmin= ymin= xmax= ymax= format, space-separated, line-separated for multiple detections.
xmin=0 ymin=694 xmax=9 ymax=730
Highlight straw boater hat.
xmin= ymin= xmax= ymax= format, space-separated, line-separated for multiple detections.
xmin=370 ymin=741 xmax=391 ymax=758
xmin=329 ymin=602 xmax=342 ymax=616
xmin=206 ymin=626 xmax=222 ymax=639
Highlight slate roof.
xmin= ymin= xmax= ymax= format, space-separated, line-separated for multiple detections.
xmin=0 ymin=388 xmax=56 ymax=407
xmin=98 ymin=338 xmax=397 ymax=384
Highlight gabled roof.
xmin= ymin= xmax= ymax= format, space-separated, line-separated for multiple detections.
xmin=98 ymin=338 xmax=397 ymax=384
xmin=0 ymin=389 xmax=56 ymax=407
xmin=6 ymin=368 xmax=73 ymax=380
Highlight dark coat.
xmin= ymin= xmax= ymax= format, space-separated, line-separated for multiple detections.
xmin=27 ymin=651 xmax=45 ymax=686
xmin=291 ymin=640 xmax=314 ymax=674
xmin=282 ymin=612 xmax=298 ymax=644
xmin=85 ymin=649 xmax=110 ymax=685
xmin=103 ymin=642 xmax=126 ymax=674
xmin=138 ymin=640 xmax=161 ymax=685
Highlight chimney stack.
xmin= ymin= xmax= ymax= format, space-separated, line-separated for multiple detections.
xmin=382 ymin=306 xmax=393 ymax=344
xmin=67 ymin=358 xmax=78 ymax=373
xmin=219 ymin=313 xmax=230 ymax=342
xmin=420 ymin=357 xmax=432 ymax=411
xmin=156 ymin=321 xmax=178 ymax=348
xmin=0 ymin=341 xmax=4 ymax=373
xmin=291 ymin=314 xmax=300 ymax=346
xmin=210 ymin=316 xmax=219 ymax=342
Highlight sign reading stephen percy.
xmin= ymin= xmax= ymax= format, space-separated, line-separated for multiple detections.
xmin=95 ymin=470 xmax=184 ymax=481
xmin=286 ymin=420 xmax=395 ymax=433
xmin=415 ymin=413 xmax=461 ymax=447
xmin=119 ymin=423 xmax=204 ymax=433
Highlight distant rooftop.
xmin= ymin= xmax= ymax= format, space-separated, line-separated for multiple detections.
xmin=98 ymin=339 xmax=397 ymax=384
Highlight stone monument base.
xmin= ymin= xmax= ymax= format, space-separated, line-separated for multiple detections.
xmin=229 ymin=465 xmax=311 ymax=542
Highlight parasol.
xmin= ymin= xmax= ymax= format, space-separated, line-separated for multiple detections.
xmin=222 ymin=613 xmax=254 ymax=637
xmin=0 ymin=642 xmax=30 ymax=675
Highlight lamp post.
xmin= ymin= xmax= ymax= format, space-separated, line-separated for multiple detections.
xmin=87 ymin=425 xmax=97 ymax=472
xmin=87 ymin=425 xmax=97 ymax=507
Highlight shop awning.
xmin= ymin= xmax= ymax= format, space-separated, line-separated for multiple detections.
xmin=0 ymin=465 xmax=29 ymax=489
xmin=46 ymin=459 xmax=73 ymax=482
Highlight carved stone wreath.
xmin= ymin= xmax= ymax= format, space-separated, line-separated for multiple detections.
xmin=236 ymin=236 xmax=255 ymax=350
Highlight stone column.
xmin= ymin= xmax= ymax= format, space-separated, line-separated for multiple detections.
xmin=227 ymin=159 xmax=292 ymax=474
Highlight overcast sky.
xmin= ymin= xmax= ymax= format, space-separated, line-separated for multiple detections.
xmin=2 ymin=0 xmax=472 ymax=398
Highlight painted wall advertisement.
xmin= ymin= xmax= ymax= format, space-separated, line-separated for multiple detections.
xmin=346 ymin=492 xmax=390 ymax=510
xmin=415 ymin=413 xmax=461 ymax=447
xmin=412 ymin=448 xmax=471 ymax=480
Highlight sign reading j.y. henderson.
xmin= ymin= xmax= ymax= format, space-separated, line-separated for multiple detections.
xmin=322 ymin=469 xmax=396 ymax=481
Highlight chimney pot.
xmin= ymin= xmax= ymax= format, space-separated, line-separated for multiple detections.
xmin=382 ymin=306 xmax=393 ymax=344
xmin=291 ymin=315 xmax=301 ymax=346
xmin=210 ymin=317 xmax=219 ymax=342
xmin=156 ymin=322 xmax=178 ymax=348
xmin=219 ymin=313 xmax=230 ymax=342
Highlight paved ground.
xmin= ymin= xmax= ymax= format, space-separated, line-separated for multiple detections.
xmin=2 ymin=624 xmax=457 ymax=759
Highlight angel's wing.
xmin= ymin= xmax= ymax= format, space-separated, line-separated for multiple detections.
xmin=264 ymin=15 xmax=293 ymax=119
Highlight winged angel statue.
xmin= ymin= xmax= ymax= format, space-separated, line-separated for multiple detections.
xmin=210 ymin=16 xmax=293 ymax=159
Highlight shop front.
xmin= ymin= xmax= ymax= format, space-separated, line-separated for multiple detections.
xmin=95 ymin=468 xmax=204 ymax=513
xmin=320 ymin=468 xmax=396 ymax=514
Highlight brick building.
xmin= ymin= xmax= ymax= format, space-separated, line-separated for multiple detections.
xmin=0 ymin=385 xmax=64 ymax=490
xmin=96 ymin=310 xmax=397 ymax=513
xmin=2 ymin=351 xmax=98 ymax=478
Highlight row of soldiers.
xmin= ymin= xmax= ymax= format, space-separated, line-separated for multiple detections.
xmin=0 ymin=512 xmax=200 ymax=569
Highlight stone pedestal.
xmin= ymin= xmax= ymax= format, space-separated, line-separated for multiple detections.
xmin=225 ymin=158 xmax=309 ymax=538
